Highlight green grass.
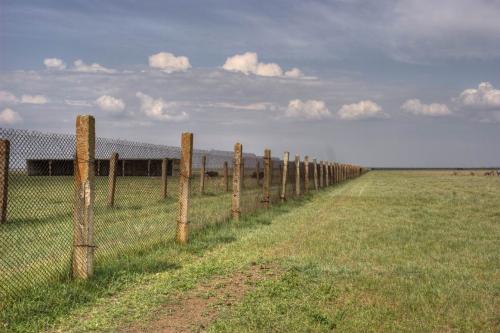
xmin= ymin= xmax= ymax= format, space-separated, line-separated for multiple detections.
xmin=1 ymin=171 xmax=499 ymax=332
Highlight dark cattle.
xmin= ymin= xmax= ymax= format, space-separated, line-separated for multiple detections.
xmin=251 ymin=171 xmax=264 ymax=178
xmin=205 ymin=171 xmax=219 ymax=177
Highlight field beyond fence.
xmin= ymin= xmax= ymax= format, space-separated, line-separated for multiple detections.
xmin=0 ymin=116 xmax=364 ymax=300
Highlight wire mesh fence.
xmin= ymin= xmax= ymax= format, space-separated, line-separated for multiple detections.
xmin=0 ymin=126 xmax=365 ymax=300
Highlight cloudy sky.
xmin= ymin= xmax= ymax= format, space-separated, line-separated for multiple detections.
xmin=1 ymin=0 xmax=500 ymax=167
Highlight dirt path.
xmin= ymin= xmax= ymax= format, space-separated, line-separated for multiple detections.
xmin=119 ymin=263 xmax=280 ymax=333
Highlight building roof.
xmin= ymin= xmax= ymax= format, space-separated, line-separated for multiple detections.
xmin=1 ymin=128 xmax=275 ymax=171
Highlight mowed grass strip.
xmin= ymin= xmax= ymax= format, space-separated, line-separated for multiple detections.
xmin=1 ymin=171 xmax=499 ymax=332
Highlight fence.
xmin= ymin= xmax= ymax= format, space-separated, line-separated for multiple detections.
xmin=0 ymin=115 xmax=366 ymax=299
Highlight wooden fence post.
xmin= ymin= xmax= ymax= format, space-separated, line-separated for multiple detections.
xmin=232 ymin=143 xmax=242 ymax=220
xmin=0 ymin=140 xmax=10 ymax=224
xmin=73 ymin=115 xmax=95 ymax=279
xmin=263 ymin=149 xmax=271 ymax=208
xmin=319 ymin=161 xmax=324 ymax=188
xmin=177 ymin=132 xmax=193 ymax=244
xmin=325 ymin=161 xmax=330 ymax=187
xmin=200 ymin=155 xmax=206 ymax=195
xmin=313 ymin=159 xmax=318 ymax=190
xmin=255 ymin=160 xmax=260 ymax=185
xmin=161 ymin=158 xmax=168 ymax=199
xmin=332 ymin=162 xmax=336 ymax=185
xmin=223 ymin=161 xmax=229 ymax=192
xmin=280 ymin=152 xmax=289 ymax=202
xmin=107 ymin=152 xmax=118 ymax=207
xmin=295 ymin=155 xmax=301 ymax=196
xmin=330 ymin=163 xmax=334 ymax=185
xmin=304 ymin=156 xmax=309 ymax=193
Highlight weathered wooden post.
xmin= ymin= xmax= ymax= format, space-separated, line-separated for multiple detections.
xmin=325 ymin=161 xmax=330 ymax=187
xmin=200 ymin=155 xmax=206 ymax=195
xmin=107 ymin=152 xmax=118 ymax=207
xmin=304 ymin=156 xmax=309 ymax=193
xmin=122 ymin=160 xmax=125 ymax=177
xmin=319 ymin=161 xmax=324 ymax=188
xmin=280 ymin=152 xmax=289 ymax=202
xmin=255 ymin=160 xmax=260 ymax=185
xmin=232 ymin=143 xmax=242 ymax=220
xmin=223 ymin=161 xmax=229 ymax=192
xmin=295 ymin=155 xmax=301 ymax=196
xmin=330 ymin=163 xmax=334 ymax=185
xmin=161 ymin=158 xmax=168 ymax=199
xmin=263 ymin=149 xmax=271 ymax=208
xmin=177 ymin=132 xmax=193 ymax=244
xmin=0 ymin=140 xmax=10 ymax=224
xmin=313 ymin=159 xmax=318 ymax=190
xmin=332 ymin=162 xmax=336 ymax=185
xmin=73 ymin=115 xmax=95 ymax=279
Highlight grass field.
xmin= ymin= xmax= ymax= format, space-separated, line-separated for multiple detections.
xmin=1 ymin=171 xmax=499 ymax=332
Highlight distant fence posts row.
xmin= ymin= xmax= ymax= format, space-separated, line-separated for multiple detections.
xmin=0 ymin=114 xmax=366 ymax=281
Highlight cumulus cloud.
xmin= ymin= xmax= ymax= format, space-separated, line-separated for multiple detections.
xmin=136 ymin=92 xmax=188 ymax=122
xmin=95 ymin=95 xmax=125 ymax=112
xmin=0 ymin=90 xmax=19 ymax=104
xmin=73 ymin=59 xmax=116 ymax=73
xmin=208 ymin=102 xmax=274 ymax=111
xmin=458 ymin=82 xmax=500 ymax=109
xmin=285 ymin=99 xmax=331 ymax=120
xmin=222 ymin=52 xmax=303 ymax=78
xmin=65 ymin=99 xmax=93 ymax=107
xmin=148 ymin=52 xmax=191 ymax=73
xmin=0 ymin=91 xmax=49 ymax=105
xmin=338 ymin=100 xmax=388 ymax=120
xmin=20 ymin=94 xmax=49 ymax=105
xmin=0 ymin=108 xmax=22 ymax=125
xmin=284 ymin=68 xmax=304 ymax=78
xmin=401 ymin=99 xmax=451 ymax=116
xmin=44 ymin=58 xmax=66 ymax=70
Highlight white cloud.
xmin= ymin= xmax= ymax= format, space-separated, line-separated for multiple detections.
xmin=65 ymin=99 xmax=93 ymax=107
xmin=73 ymin=59 xmax=116 ymax=73
xmin=458 ymin=82 xmax=500 ymax=109
xmin=285 ymin=99 xmax=331 ymax=120
xmin=95 ymin=95 xmax=125 ymax=112
xmin=44 ymin=58 xmax=66 ymax=70
xmin=0 ymin=91 xmax=49 ymax=105
xmin=0 ymin=90 xmax=19 ymax=104
xmin=255 ymin=62 xmax=283 ymax=77
xmin=222 ymin=52 xmax=303 ymax=78
xmin=0 ymin=108 xmax=22 ymax=125
xmin=208 ymin=102 xmax=274 ymax=111
xmin=148 ymin=52 xmax=191 ymax=73
xmin=136 ymin=92 xmax=188 ymax=122
xmin=284 ymin=68 xmax=304 ymax=78
xmin=20 ymin=94 xmax=49 ymax=105
xmin=338 ymin=100 xmax=388 ymax=120
xmin=401 ymin=99 xmax=451 ymax=117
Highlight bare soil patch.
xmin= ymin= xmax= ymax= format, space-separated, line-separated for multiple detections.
xmin=120 ymin=262 xmax=280 ymax=333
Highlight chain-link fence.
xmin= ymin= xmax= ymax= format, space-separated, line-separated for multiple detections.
xmin=0 ymin=127 xmax=364 ymax=300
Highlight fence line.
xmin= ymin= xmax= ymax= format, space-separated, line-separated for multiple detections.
xmin=0 ymin=116 xmax=367 ymax=299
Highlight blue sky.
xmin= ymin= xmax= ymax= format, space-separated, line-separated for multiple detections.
xmin=1 ymin=0 xmax=499 ymax=167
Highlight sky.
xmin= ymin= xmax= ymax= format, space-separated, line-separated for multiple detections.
xmin=0 ymin=0 xmax=499 ymax=167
